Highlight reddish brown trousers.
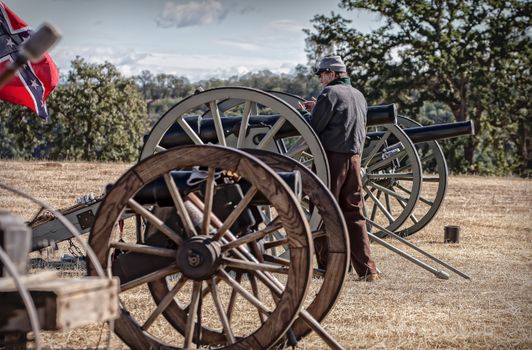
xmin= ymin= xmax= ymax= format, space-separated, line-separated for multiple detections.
xmin=315 ymin=151 xmax=377 ymax=277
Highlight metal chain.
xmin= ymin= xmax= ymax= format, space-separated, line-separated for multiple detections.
xmin=67 ymin=238 xmax=83 ymax=257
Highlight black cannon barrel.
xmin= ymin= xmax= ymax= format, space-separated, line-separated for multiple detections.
xmin=401 ymin=120 xmax=474 ymax=144
xmin=367 ymin=104 xmax=397 ymax=126
xmin=133 ymin=170 xmax=301 ymax=206
xmin=152 ymin=104 xmax=397 ymax=149
xmin=367 ymin=120 xmax=475 ymax=145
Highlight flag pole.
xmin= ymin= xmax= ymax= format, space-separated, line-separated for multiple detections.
xmin=0 ymin=22 xmax=61 ymax=88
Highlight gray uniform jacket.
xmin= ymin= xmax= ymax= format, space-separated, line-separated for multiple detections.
xmin=310 ymin=83 xmax=367 ymax=154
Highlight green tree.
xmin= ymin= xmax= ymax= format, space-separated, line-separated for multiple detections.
xmin=304 ymin=0 xmax=530 ymax=175
xmin=45 ymin=58 xmax=149 ymax=161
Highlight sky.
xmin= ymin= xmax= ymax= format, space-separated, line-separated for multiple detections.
xmin=9 ymin=0 xmax=381 ymax=82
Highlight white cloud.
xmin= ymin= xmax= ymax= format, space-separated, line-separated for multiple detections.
xmin=215 ymin=40 xmax=262 ymax=51
xmin=52 ymin=46 xmax=303 ymax=82
xmin=156 ymin=0 xmax=228 ymax=28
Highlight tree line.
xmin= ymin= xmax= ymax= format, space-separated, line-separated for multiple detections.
xmin=0 ymin=0 xmax=529 ymax=176
xmin=304 ymin=0 xmax=530 ymax=175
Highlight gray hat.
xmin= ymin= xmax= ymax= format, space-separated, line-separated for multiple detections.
xmin=316 ymin=55 xmax=346 ymax=74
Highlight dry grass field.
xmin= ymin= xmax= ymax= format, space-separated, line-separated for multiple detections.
xmin=0 ymin=159 xmax=530 ymax=349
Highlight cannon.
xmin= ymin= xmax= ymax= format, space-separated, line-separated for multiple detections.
xmin=141 ymin=87 xmax=473 ymax=236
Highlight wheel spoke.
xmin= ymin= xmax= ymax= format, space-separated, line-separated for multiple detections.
xmin=201 ymin=167 xmax=217 ymax=235
xmin=257 ymin=117 xmax=286 ymax=149
xmin=396 ymin=181 xmax=434 ymax=206
xmin=370 ymin=190 xmax=381 ymax=221
xmin=219 ymin=269 xmax=272 ymax=315
xmin=121 ymin=263 xmax=179 ymax=292
xmin=362 ymin=130 xmax=391 ymax=167
xmin=142 ymin=276 xmax=188 ymax=330
xmin=263 ymin=237 xmax=288 ymax=250
xmin=127 ymin=199 xmax=183 ymax=246
xmin=221 ymin=220 xmax=283 ymax=252
xmin=408 ymin=211 xmax=420 ymax=224
xmin=364 ymin=185 xmax=395 ymax=223
xmin=385 ymin=193 xmax=392 ymax=214
xmin=209 ymin=101 xmax=227 ymax=146
xmin=222 ymin=257 xmax=289 ymax=274
xmin=155 ymin=145 xmax=167 ymax=153
xmin=366 ymin=172 xmax=415 ymax=180
xmin=422 ymin=175 xmax=442 ymax=183
xmin=417 ymin=194 xmax=435 ymax=206
xmin=110 ymin=241 xmax=176 ymax=258
xmin=183 ymin=281 xmax=202 ymax=348
xmin=394 ymin=196 xmax=420 ymax=223
xmin=226 ymin=272 xmax=242 ymax=322
xmin=420 ymin=152 xmax=435 ymax=163
xmin=214 ymin=185 xmax=258 ymax=241
xmin=366 ymin=180 xmax=412 ymax=202
xmin=209 ymin=277 xmax=236 ymax=344
xmin=312 ymin=229 xmax=326 ymax=239
xmin=236 ymin=101 xmax=253 ymax=148
xmin=364 ymin=186 xmax=376 ymax=202
xmin=248 ymin=274 xmax=267 ymax=324
xmin=164 ymin=173 xmax=197 ymax=237
xmin=395 ymin=182 xmax=413 ymax=196
xmin=177 ymin=117 xmax=204 ymax=144
xmin=262 ymin=254 xmax=289 ymax=266
xmin=252 ymin=270 xmax=284 ymax=299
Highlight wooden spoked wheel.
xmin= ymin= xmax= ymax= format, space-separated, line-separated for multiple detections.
xmin=362 ymin=125 xmax=423 ymax=236
xmin=87 ymin=145 xmax=314 ymax=349
xmin=394 ymin=116 xmax=448 ymax=236
xmin=140 ymin=86 xmax=329 ymax=188
xmin=244 ymin=149 xmax=349 ymax=342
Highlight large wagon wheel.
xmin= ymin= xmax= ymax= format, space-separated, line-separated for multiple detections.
xmin=148 ymin=150 xmax=349 ymax=346
xmin=394 ymin=116 xmax=448 ymax=236
xmin=87 ymin=145 xmax=314 ymax=349
xmin=362 ymin=124 xmax=422 ymax=236
xmin=140 ymin=86 xmax=330 ymax=188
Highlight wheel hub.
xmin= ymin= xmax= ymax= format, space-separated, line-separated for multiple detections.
xmin=177 ymin=236 xmax=222 ymax=280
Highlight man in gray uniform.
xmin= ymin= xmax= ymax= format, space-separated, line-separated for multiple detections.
xmin=302 ymin=55 xmax=379 ymax=281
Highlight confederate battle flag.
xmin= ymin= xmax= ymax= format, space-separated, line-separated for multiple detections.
xmin=0 ymin=1 xmax=59 ymax=119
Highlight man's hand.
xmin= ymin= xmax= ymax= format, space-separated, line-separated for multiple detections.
xmin=298 ymin=96 xmax=317 ymax=112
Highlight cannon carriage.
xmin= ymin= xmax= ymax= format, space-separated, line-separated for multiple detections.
xmin=2 ymin=85 xmax=474 ymax=349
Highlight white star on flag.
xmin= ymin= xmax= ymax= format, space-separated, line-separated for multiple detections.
xmin=6 ymin=37 xmax=15 ymax=47
xmin=30 ymin=80 xmax=40 ymax=89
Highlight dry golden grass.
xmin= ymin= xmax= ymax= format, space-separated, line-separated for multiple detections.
xmin=0 ymin=160 xmax=531 ymax=349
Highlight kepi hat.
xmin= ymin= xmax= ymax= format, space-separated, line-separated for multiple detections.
xmin=315 ymin=55 xmax=347 ymax=75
